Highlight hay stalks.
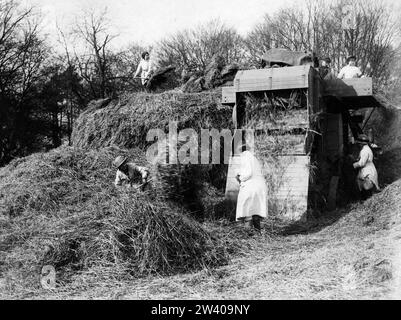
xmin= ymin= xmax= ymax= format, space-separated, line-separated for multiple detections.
xmin=0 ymin=146 xmax=231 ymax=289
xmin=72 ymin=90 xmax=233 ymax=150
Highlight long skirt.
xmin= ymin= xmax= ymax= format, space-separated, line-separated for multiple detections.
xmin=236 ymin=177 xmax=268 ymax=221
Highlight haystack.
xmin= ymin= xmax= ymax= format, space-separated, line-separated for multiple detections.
xmin=71 ymin=90 xmax=232 ymax=198
xmin=149 ymin=137 xmax=229 ymax=217
xmin=146 ymin=65 xmax=179 ymax=92
xmin=204 ymin=55 xmax=225 ymax=89
xmin=181 ymin=76 xmax=205 ymax=93
xmin=181 ymin=56 xmax=240 ymax=93
xmin=0 ymin=146 xmax=230 ymax=288
xmin=72 ymin=90 xmax=232 ymax=150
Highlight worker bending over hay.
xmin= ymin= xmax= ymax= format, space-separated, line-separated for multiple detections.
xmin=113 ymin=155 xmax=150 ymax=191
xmin=353 ymin=134 xmax=380 ymax=200
xmin=235 ymin=142 xmax=268 ymax=231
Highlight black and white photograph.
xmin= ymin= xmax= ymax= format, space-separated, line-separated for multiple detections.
xmin=1 ymin=0 xmax=401 ymax=303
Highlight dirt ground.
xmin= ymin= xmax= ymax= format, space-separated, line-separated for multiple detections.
xmin=1 ymin=177 xmax=399 ymax=300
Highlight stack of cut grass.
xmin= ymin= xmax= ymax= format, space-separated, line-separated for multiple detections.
xmin=72 ymin=90 xmax=233 ymax=150
xmin=146 ymin=65 xmax=179 ymax=92
xmin=0 ymin=146 xmax=231 ymax=290
xmin=243 ymin=90 xmax=308 ymax=130
xmin=150 ymin=138 xmax=229 ymax=218
xmin=71 ymin=90 xmax=233 ymax=214
xmin=244 ymin=91 xmax=308 ymax=156
xmin=152 ymin=160 xmax=206 ymax=216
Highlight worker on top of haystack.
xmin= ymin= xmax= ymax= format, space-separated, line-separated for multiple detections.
xmin=113 ymin=156 xmax=150 ymax=191
xmin=134 ymin=51 xmax=155 ymax=86
xmin=353 ymin=134 xmax=380 ymax=200
xmin=337 ymin=55 xmax=362 ymax=79
xmin=235 ymin=142 xmax=268 ymax=232
xmin=319 ymin=57 xmax=335 ymax=80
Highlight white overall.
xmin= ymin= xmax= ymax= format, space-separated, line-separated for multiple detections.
xmin=235 ymin=151 xmax=268 ymax=221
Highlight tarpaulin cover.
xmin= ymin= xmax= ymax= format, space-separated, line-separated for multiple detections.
xmin=262 ymin=48 xmax=312 ymax=66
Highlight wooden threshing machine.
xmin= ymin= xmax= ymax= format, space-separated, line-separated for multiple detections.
xmin=222 ymin=49 xmax=383 ymax=221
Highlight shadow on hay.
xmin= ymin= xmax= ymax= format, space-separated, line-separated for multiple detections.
xmin=376 ymin=148 xmax=401 ymax=186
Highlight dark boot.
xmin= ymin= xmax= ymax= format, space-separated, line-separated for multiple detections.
xmin=252 ymin=215 xmax=261 ymax=231
xmin=361 ymin=189 xmax=372 ymax=200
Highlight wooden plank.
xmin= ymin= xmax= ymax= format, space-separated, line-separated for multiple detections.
xmin=323 ymin=78 xmax=373 ymax=97
xmin=271 ymin=155 xmax=310 ymax=221
xmin=327 ymin=176 xmax=339 ymax=211
xmin=225 ymin=154 xmax=310 ymax=222
xmin=308 ymin=68 xmax=322 ymax=114
xmin=221 ymin=86 xmax=236 ymax=105
xmin=225 ymin=156 xmax=310 ymax=221
xmin=224 ymin=154 xmax=241 ymax=202
xmin=323 ymin=113 xmax=343 ymax=158
xmin=234 ymin=65 xmax=310 ymax=93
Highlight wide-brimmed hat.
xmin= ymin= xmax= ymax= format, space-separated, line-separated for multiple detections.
xmin=346 ymin=55 xmax=357 ymax=63
xmin=356 ymin=134 xmax=370 ymax=144
xmin=113 ymin=156 xmax=128 ymax=168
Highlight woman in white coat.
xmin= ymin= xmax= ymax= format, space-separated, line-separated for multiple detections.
xmin=353 ymin=134 xmax=380 ymax=199
xmin=235 ymin=143 xmax=268 ymax=231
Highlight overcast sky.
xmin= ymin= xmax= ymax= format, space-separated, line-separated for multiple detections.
xmin=25 ymin=0 xmax=305 ymax=49
xmin=23 ymin=0 xmax=401 ymax=51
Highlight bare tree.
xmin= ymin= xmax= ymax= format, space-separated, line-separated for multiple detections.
xmin=0 ymin=0 xmax=49 ymax=164
xmin=157 ymin=19 xmax=246 ymax=75
xmin=245 ymin=0 xmax=399 ymax=86
xmin=244 ymin=17 xmax=274 ymax=67
xmin=71 ymin=7 xmax=117 ymax=99
xmin=108 ymin=42 xmax=149 ymax=92
xmin=0 ymin=1 xmax=47 ymax=99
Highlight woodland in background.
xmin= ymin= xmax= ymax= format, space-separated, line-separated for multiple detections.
xmin=0 ymin=0 xmax=400 ymax=166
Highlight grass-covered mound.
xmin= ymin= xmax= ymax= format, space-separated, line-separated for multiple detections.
xmin=71 ymin=90 xmax=233 ymax=150
xmin=0 ymin=146 xmax=231 ymax=290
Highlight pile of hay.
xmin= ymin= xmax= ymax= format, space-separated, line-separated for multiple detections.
xmin=71 ymin=90 xmax=232 ymax=203
xmin=181 ymin=55 xmax=239 ymax=93
xmin=149 ymin=138 xmax=228 ymax=218
xmin=146 ymin=65 xmax=179 ymax=92
xmin=0 ymin=146 xmax=230 ymax=289
xmin=72 ymin=90 xmax=232 ymax=150
xmin=243 ymin=90 xmax=308 ymax=131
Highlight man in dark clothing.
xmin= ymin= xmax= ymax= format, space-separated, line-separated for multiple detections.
xmin=319 ymin=57 xmax=334 ymax=79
